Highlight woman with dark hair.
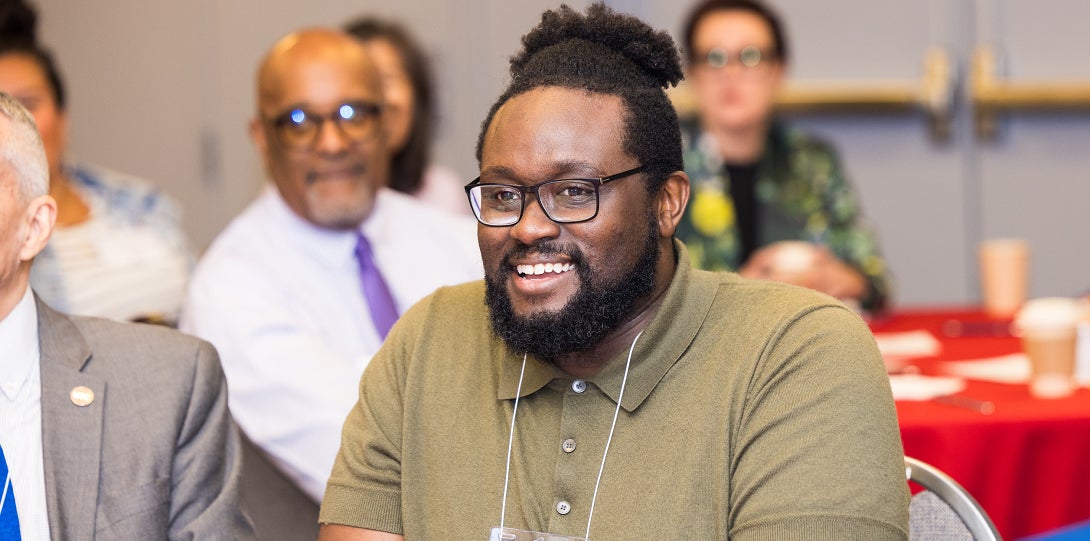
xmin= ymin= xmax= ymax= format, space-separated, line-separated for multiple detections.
xmin=0 ymin=0 xmax=191 ymax=323
xmin=677 ymin=0 xmax=890 ymax=312
xmin=344 ymin=16 xmax=465 ymax=215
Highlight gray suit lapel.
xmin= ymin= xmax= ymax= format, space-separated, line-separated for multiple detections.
xmin=37 ymin=299 xmax=104 ymax=540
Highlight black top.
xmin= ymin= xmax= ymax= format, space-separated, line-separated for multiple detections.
xmin=725 ymin=162 xmax=760 ymax=264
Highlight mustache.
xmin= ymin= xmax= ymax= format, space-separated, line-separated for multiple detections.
xmin=501 ymin=241 xmax=585 ymax=268
xmin=304 ymin=162 xmax=367 ymax=185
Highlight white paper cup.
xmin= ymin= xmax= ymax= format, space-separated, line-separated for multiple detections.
xmin=979 ymin=239 xmax=1029 ymax=317
xmin=1015 ymin=297 xmax=1081 ymax=398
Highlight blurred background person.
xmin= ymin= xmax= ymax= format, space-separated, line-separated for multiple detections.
xmin=676 ymin=0 xmax=890 ymax=311
xmin=181 ymin=28 xmax=481 ymax=504
xmin=0 ymin=0 xmax=191 ymax=324
xmin=345 ymin=15 xmax=466 ymax=215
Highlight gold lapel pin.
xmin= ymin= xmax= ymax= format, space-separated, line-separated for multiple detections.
xmin=70 ymin=386 xmax=95 ymax=407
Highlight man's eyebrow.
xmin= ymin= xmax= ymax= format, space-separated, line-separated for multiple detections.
xmin=479 ymin=160 xmax=602 ymax=183
xmin=267 ymin=99 xmax=373 ymax=116
xmin=478 ymin=165 xmax=518 ymax=180
xmin=262 ymin=102 xmax=308 ymax=118
xmin=550 ymin=160 xmax=602 ymax=177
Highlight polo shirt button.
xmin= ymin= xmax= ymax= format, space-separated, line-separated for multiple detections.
xmin=562 ymin=438 xmax=577 ymax=453
xmin=571 ymin=379 xmax=587 ymax=393
xmin=556 ymin=500 xmax=572 ymax=515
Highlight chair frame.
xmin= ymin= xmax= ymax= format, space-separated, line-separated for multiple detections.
xmin=905 ymin=456 xmax=1002 ymax=541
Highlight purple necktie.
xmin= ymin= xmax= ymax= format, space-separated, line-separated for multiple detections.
xmin=354 ymin=233 xmax=399 ymax=339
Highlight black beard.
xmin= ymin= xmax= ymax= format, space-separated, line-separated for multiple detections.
xmin=484 ymin=215 xmax=660 ymax=362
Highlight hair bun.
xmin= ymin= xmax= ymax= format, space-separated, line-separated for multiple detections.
xmin=510 ymin=3 xmax=683 ymax=90
xmin=0 ymin=0 xmax=39 ymax=46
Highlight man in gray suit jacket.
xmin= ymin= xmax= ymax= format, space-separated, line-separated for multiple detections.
xmin=0 ymin=95 xmax=254 ymax=538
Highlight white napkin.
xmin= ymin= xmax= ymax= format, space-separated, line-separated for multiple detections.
xmin=873 ymin=330 xmax=942 ymax=360
xmin=941 ymin=353 xmax=1031 ymax=384
xmin=889 ymin=374 xmax=966 ymax=401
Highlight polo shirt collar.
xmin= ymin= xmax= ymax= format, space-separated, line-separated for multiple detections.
xmin=496 ymin=352 xmax=560 ymax=400
xmin=496 ymin=240 xmax=719 ymax=412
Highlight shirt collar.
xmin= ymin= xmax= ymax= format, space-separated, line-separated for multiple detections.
xmin=496 ymin=352 xmax=561 ymax=400
xmin=496 ymin=240 xmax=720 ymax=412
xmin=0 ymin=287 xmax=41 ymax=400
xmin=260 ymin=185 xmax=398 ymax=268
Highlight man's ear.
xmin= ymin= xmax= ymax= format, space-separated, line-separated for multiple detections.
xmin=249 ymin=117 xmax=268 ymax=154
xmin=19 ymin=195 xmax=57 ymax=262
xmin=654 ymin=170 xmax=690 ymax=238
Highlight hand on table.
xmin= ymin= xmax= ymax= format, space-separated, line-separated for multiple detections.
xmin=740 ymin=241 xmax=867 ymax=303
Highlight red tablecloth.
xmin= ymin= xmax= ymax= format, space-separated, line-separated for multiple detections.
xmin=872 ymin=308 xmax=1090 ymax=540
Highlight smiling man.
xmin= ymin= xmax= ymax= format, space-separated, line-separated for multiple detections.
xmin=180 ymin=29 xmax=481 ymax=504
xmin=318 ymin=5 xmax=908 ymax=541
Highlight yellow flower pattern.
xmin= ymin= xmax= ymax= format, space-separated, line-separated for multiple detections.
xmin=690 ymin=187 xmax=735 ymax=237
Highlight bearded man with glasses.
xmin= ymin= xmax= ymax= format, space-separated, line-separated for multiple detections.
xmin=318 ymin=5 xmax=908 ymax=541
xmin=180 ymin=29 xmax=482 ymax=510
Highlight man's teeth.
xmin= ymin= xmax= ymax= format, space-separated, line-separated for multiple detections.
xmin=516 ymin=262 xmax=574 ymax=276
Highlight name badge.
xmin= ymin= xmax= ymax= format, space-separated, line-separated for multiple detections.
xmin=489 ymin=526 xmax=589 ymax=541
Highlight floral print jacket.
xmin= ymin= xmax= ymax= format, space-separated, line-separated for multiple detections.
xmin=675 ymin=117 xmax=891 ymax=311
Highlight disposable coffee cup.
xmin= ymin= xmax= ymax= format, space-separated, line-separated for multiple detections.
xmin=979 ymin=239 xmax=1029 ymax=317
xmin=1076 ymin=298 xmax=1090 ymax=386
xmin=1014 ymin=297 xmax=1081 ymax=399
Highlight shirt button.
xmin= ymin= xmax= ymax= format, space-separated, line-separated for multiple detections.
xmin=556 ymin=500 xmax=572 ymax=515
xmin=571 ymin=379 xmax=587 ymax=393
xmin=562 ymin=438 xmax=577 ymax=453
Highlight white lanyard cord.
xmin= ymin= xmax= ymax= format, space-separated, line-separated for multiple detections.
xmin=0 ymin=472 xmax=10 ymax=514
xmin=497 ymin=330 xmax=644 ymax=540
xmin=584 ymin=329 xmax=641 ymax=539
xmin=499 ymin=353 xmax=529 ymax=532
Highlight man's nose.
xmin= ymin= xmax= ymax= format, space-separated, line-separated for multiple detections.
xmin=314 ymin=119 xmax=352 ymax=155
xmin=509 ymin=195 xmax=560 ymax=245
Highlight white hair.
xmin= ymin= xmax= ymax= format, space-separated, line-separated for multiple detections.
xmin=0 ymin=92 xmax=50 ymax=201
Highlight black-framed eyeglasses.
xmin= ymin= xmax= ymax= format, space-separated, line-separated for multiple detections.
xmin=696 ymin=45 xmax=776 ymax=69
xmin=264 ymin=101 xmax=382 ymax=150
xmin=464 ymin=165 xmax=648 ymax=227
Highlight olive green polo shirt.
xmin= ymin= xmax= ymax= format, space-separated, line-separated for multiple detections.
xmin=322 ymin=241 xmax=908 ymax=540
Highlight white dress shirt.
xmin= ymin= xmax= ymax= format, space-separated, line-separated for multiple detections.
xmin=0 ymin=287 xmax=51 ymax=541
xmin=181 ymin=186 xmax=483 ymax=501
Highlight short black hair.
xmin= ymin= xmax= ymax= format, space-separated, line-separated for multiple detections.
xmin=682 ymin=0 xmax=789 ymax=66
xmin=345 ymin=16 xmax=435 ymax=195
xmin=475 ymin=3 xmax=684 ymax=193
xmin=0 ymin=0 xmax=67 ymax=110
